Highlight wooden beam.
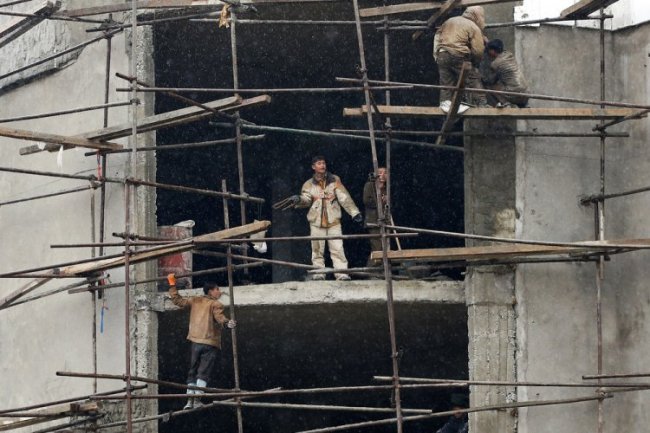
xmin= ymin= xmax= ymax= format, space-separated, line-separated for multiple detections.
xmin=57 ymin=220 xmax=271 ymax=276
xmin=0 ymin=0 xmax=60 ymax=49
xmin=0 ymin=278 xmax=52 ymax=310
xmin=436 ymin=61 xmax=469 ymax=145
xmin=0 ymin=402 xmax=98 ymax=432
xmin=370 ymin=238 xmax=650 ymax=262
xmin=344 ymin=105 xmax=646 ymax=120
xmin=19 ymin=95 xmax=271 ymax=155
xmin=560 ymin=0 xmax=621 ymax=19
xmin=412 ymin=0 xmax=462 ymax=41
xmin=359 ymin=0 xmax=515 ymax=18
xmin=0 ymin=126 xmax=123 ymax=152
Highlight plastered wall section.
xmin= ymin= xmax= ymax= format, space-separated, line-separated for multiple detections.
xmin=0 ymin=28 xmax=132 ymax=414
xmin=515 ymin=23 xmax=650 ymax=433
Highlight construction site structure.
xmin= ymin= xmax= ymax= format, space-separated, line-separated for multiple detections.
xmin=1 ymin=1 xmax=650 ymax=433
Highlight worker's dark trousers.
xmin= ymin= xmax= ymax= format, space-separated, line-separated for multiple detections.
xmin=187 ymin=342 xmax=219 ymax=384
xmin=436 ymin=50 xmax=487 ymax=106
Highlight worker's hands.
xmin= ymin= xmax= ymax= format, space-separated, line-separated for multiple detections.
xmin=167 ymin=273 xmax=176 ymax=286
xmin=352 ymin=213 xmax=363 ymax=225
xmin=272 ymin=195 xmax=301 ymax=211
xmin=226 ymin=319 xmax=237 ymax=329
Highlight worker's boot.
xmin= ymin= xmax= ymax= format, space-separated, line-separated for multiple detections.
xmin=194 ymin=379 xmax=207 ymax=408
xmin=183 ymin=383 xmax=196 ymax=410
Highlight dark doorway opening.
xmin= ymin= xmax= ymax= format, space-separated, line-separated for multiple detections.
xmin=153 ymin=4 xmax=465 ymax=285
xmin=158 ymin=302 xmax=468 ymax=433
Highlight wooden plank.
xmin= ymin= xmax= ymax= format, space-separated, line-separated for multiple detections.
xmin=0 ymin=126 xmax=123 ymax=152
xmin=19 ymin=95 xmax=271 ymax=155
xmin=58 ymin=220 xmax=271 ymax=276
xmin=360 ymin=0 xmax=515 ymax=18
xmin=0 ymin=1 xmax=60 ymax=49
xmin=412 ymin=0 xmax=462 ymax=41
xmin=370 ymin=238 xmax=650 ymax=262
xmin=0 ymin=278 xmax=52 ymax=310
xmin=561 ymin=0 xmax=621 ymax=19
xmin=436 ymin=61 xmax=469 ymax=145
xmin=344 ymin=105 xmax=646 ymax=120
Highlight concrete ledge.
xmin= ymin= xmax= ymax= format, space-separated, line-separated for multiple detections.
xmin=152 ymin=279 xmax=465 ymax=311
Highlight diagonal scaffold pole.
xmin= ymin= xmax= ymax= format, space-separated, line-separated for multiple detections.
xmin=350 ymin=0 xmax=403 ymax=432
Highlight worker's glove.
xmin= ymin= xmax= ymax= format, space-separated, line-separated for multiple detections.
xmin=272 ymin=195 xmax=301 ymax=211
xmin=226 ymin=319 xmax=237 ymax=329
xmin=167 ymin=273 xmax=176 ymax=286
xmin=352 ymin=213 xmax=364 ymax=225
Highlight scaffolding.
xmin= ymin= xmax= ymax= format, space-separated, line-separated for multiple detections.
xmin=1 ymin=0 xmax=649 ymax=433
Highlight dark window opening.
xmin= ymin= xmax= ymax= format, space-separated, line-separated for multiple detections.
xmin=153 ymin=4 xmax=465 ymax=286
xmin=158 ymin=303 xmax=469 ymax=433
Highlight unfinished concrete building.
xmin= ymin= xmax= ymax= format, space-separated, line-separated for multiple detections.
xmin=1 ymin=0 xmax=649 ymax=433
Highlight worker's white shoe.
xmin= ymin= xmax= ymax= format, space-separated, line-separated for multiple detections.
xmin=336 ymin=274 xmax=351 ymax=281
xmin=183 ymin=399 xmax=194 ymax=410
xmin=311 ymin=274 xmax=326 ymax=281
xmin=440 ymin=100 xmax=470 ymax=114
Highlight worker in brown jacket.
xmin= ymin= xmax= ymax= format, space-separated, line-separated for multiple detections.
xmin=284 ymin=155 xmax=363 ymax=281
xmin=482 ymin=39 xmax=529 ymax=107
xmin=433 ymin=6 xmax=488 ymax=109
xmin=167 ymin=274 xmax=235 ymax=410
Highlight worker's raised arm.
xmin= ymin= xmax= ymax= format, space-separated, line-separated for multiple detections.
xmin=167 ymin=274 xmax=191 ymax=308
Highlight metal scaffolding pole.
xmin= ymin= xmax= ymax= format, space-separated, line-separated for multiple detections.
xmin=350 ymin=0 xmax=403 ymax=432
xmin=222 ymin=180 xmax=244 ymax=433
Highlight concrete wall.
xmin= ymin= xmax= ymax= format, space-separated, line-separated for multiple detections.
xmin=514 ymin=22 xmax=650 ymax=433
xmin=0 ymin=3 xmax=158 ymax=431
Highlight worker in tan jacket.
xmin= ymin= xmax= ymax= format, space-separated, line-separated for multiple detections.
xmin=433 ymin=6 xmax=488 ymax=109
xmin=168 ymin=274 xmax=235 ymax=410
xmin=283 ymin=156 xmax=363 ymax=281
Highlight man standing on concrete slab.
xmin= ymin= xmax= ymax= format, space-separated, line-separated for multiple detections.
xmin=434 ymin=6 xmax=488 ymax=110
xmin=482 ymin=39 xmax=529 ymax=108
xmin=167 ymin=274 xmax=235 ymax=410
xmin=363 ymin=167 xmax=388 ymax=266
xmin=281 ymin=155 xmax=363 ymax=281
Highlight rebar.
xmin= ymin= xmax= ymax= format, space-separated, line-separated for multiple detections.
xmin=84 ymin=135 xmax=266 ymax=156
xmin=117 ymin=85 xmax=412 ymax=94
xmin=0 ymin=185 xmax=94 ymax=207
xmin=379 ymin=223 xmax=650 ymax=250
xmin=0 ymin=29 xmax=121 ymax=82
xmin=223 ymin=123 xmax=464 ymax=152
xmin=337 ymin=77 xmax=650 ymax=110
xmin=373 ymin=376 xmax=648 ymax=388
xmin=330 ymin=128 xmax=630 ymax=138
xmin=296 ymin=395 xmax=612 ymax=433
xmin=0 ymin=101 xmax=130 ymax=124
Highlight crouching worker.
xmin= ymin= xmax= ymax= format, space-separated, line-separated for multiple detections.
xmin=167 ymin=273 xmax=235 ymax=410
xmin=483 ymin=39 xmax=529 ymax=108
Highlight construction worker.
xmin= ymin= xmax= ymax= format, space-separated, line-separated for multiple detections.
xmin=435 ymin=393 xmax=469 ymax=433
xmin=167 ymin=274 xmax=235 ymax=410
xmin=482 ymin=39 xmax=529 ymax=107
xmin=276 ymin=155 xmax=363 ymax=280
xmin=433 ymin=6 xmax=488 ymax=111
xmin=363 ymin=167 xmax=388 ymax=265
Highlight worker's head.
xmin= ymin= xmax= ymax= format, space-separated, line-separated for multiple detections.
xmin=449 ymin=393 xmax=469 ymax=418
xmin=487 ymin=39 xmax=504 ymax=59
xmin=462 ymin=6 xmax=485 ymax=31
xmin=311 ymin=155 xmax=327 ymax=175
xmin=203 ymin=282 xmax=222 ymax=298
xmin=376 ymin=167 xmax=387 ymax=183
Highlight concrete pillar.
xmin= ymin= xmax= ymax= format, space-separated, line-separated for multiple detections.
xmin=464 ymin=119 xmax=517 ymax=433
xmin=130 ymin=24 xmax=158 ymax=433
